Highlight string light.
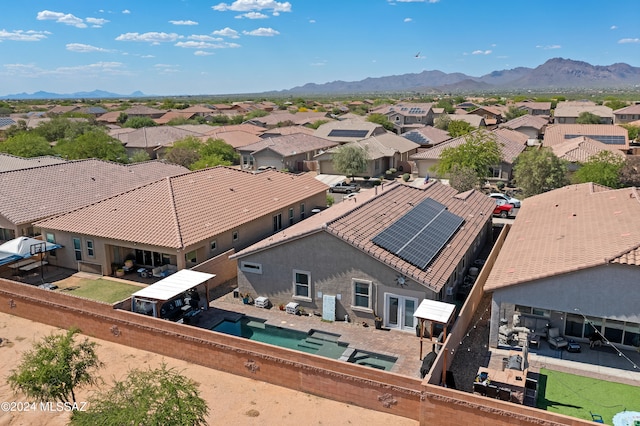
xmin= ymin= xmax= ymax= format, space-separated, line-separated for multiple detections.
xmin=573 ymin=308 xmax=639 ymax=370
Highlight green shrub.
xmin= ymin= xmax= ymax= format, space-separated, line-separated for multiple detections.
xmin=402 ymin=173 xmax=410 ymax=182
xmin=496 ymin=181 xmax=506 ymax=190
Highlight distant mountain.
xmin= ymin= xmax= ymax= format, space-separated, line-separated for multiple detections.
xmin=283 ymin=58 xmax=640 ymax=94
xmin=0 ymin=90 xmax=146 ymax=100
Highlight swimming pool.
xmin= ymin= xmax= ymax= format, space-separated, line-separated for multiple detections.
xmin=211 ymin=316 xmax=397 ymax=370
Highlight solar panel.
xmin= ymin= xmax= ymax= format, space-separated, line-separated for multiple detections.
xmin=372 ymin=198 xmax=464 ymax=270
xmin=328 ymin=129 xmax=369 ymax=138
xmin=565 ymin=134 xmax=626 ymax=145
xmin=0 ymin=117 xmax=16 ymax=127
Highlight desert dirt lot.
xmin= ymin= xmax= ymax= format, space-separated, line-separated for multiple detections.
xmin=0 ymin=312 xmax=417 ymax=426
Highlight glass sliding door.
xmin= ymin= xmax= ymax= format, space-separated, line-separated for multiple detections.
xmin=384 ymin=293 xmax=418 ymax=332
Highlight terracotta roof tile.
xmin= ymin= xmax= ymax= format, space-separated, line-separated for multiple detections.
xmin=551 ymin=136 xmax=626 ymax=163
xmin=36 ymin=167 xmax=329 ymax=249
xmin=238 ymin=133 xmax=338 ymax=156
xmin=484 ymin=184 xmax=640 ymax=291
xmin=0 ymin=159 xmax=188 ymax=225
xmin=0 ymin=154 xmax=67 ymax=172
xmin=499 ymin=114 xmax=549 ymax=131
xmin=543 ymin=124 xmax=629 ymax=149
xmin=234 ymin=181 xmax=494 ymax=292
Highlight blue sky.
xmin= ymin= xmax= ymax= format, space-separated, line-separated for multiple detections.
xmin=1 ymin=0 xmax=639 ymax=96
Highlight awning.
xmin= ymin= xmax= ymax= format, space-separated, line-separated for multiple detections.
xmin=413 ymin=299 xmax=456 ymax=325
xmin=131 ymin=269 xmax=215 ymax=301
xmin=0 ymin=237 xmax=62 ymax=266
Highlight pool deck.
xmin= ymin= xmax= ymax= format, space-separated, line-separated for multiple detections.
xmin=201 ymin=292 xmax=425 ymax=378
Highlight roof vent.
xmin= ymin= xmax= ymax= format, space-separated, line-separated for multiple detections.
xmin=229 ymin=188 xmax=234 ymax=191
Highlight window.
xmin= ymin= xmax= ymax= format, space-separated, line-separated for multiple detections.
xmin=289 ymin=208 xmax=294 ymax=226
xmin=623 ymin=322 xmax=640 ymax=347
xmin=352 ymin=279 xmax=372 ymax=309
xmin=240 ymin=261 xmax=262 ymax=274
xmin=300 ymin=203 xmax=305 ymax=219
xmin=293 ymin=270 xmax=311 ymax=299
xmin=185 ymin=250 xmax=196 ymax=264
xmin=531 ymin=307 xmax=550 ymax=317
xmin=564 ymin=313 xmax=584 ymax=338
xmin=73 ymin=238 xmax=82 ymax=261
xmin=515 ymin=305 xmax=532 ymax=315
xmin=45 ymin=232 xmax=56 ymax=257
xmin=273 ymin=213 xmax=282 ymax=232
xmin=603 ymin=319 xmax=624 ymax=344
xmin=232 ymin=230 xmax=239 ymax=242
xmin=86 ymin=240 xmax=94 ymax=257
xmin=210 ymin=240 xmax=217 ymax=252
xmin=374 ymin=159 xmax=380 ymax=171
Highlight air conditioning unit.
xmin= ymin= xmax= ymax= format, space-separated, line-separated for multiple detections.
xmin=446 ymin=287 xmax=454 ymax=296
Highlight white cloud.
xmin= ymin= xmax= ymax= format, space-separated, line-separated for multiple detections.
xmin=472 ymin=50 xmax=492 ymax=55
xmin=2 ymin=61 xmax=131 ymax=78
xmin=37 ymin=10 xmax=87 ymax=28
xmin=535 ymin=44 xmax=561 ymax=50
xmin=212 ymin=27 xmax=240 ymax=38
xmin=309 ymin=19 xmax=316 ymax=24
xmin=175 ymin=40 xmax=241 ymax=49
xmin=242 ymin=27 xmax=279 ymax=36
xmin=310 ymin=60 xmax=327 ymax=67
xmin=618 ymin=38 xmax=640 ymax=44
xmin=236 ymin=12 xmax=268 ymax=19
xmin=0 ymin=29 xmax=49 ymax=42
xmin=404 ymin=18 xmax=412 ymax=22
xmin=188 ymin=35 xmax=221 ymax=42
xmin=194 ymin=51 xmax=214 ymax=56
xmin=610 ymin=25 xmax=617 ymax=30
xmin=122 ymin=10 xmax=131 ymax=14
xmin=170 ymin=20 xmax=199 ymax=25
xmin=115 ymin=32 xmax=182 ymax=44
xmin=212 ymin=0 xmax=292 ymax=13
xmin=85 ymin=17 xmax=109 ymax=27
xmin=66 ymin=43 xmax=111 ymax=53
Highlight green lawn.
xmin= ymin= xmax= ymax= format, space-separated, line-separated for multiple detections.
xmin=537 ymin=368 xmax=640 ymax=424
xmin=57 ymin=278 xmax=141 ymax=303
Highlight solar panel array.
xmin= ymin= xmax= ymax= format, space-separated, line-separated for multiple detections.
xmin=0 ymin=117 xmax=16 ymax=127
xmin=565 ymin=134 xmax=626 ymax=145
xmin=372 ymin=198 xmax=464 ymax=270
xmin=328 ymin=129 xmax=369 ymax=138
xmin=408 ymin=107 xmax=424 ymax=114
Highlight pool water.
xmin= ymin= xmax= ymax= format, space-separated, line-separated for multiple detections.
xmin=212 ymin=317 xmax=397 ymax=370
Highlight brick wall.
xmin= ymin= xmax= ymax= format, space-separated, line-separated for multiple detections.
xmin=0 ymin=278 xmax=593 ymax=425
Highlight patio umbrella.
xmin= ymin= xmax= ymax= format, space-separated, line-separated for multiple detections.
xmin=0 ymin=237 xmax=62 ymax=266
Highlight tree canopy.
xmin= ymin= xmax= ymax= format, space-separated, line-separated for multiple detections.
xmin=505 ymin=106 xmax=527 ymax=121
xmin=54 ymin=129 xmax=128 ymax=163
xmin=572 ymin=151 xmax=624 ymax=188
xmin=513 ymin=148 xmax=569 ymax=197
xmin=332 ymin=144 xmax=368 ymax=178
xmin=447 ymin=120 xmax=474 ymax=137
xmin=434 ymin=130 xmax=502 ymax=182
xmin=70 ymin=364 xmax=208 ymax=426
xmin=620 ymin=156 xmax=640 ymax=187
xmin=576 ymin=112 xmax=602 ymax=124
xmin=8 ymin=328 xmax=102 ymax=404
xmin=164 ymin=136 xmax=238 ymax=170
xmin=0 ymin=132 xmax=52 ymax=157
xmin=448 ymin=164 xmax=480 ymax=192
xmin=123 ymin=117 xmax=157 ymax=128
xmin=366 ymin=113 xmax=395 ymax=131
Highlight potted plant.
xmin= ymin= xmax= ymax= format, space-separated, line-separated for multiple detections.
xmin=115 ymin=267 xmax=125 ymax=277
xmin=240 ymin=292 xmax=252 ymax=305
xmin=374 ymin=315 xmax=383 ymax=330
xmin=278 ymin=303 xmax=285 ymax=311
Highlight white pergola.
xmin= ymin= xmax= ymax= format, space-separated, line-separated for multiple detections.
xmin=131 ymin=269 xmax=215 ymax=318
xmin=413 ymin=299 xmax=456 ymax=359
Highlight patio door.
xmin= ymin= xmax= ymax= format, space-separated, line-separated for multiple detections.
xmin=384 ymin=293 xmax=418 ymax=332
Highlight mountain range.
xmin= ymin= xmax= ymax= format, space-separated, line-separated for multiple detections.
xmin=2 ymin=58 xmax=640 ymax=99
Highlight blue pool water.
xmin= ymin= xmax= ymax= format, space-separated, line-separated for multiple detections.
xmin=211 ymin=317 xmax=397 ymax=370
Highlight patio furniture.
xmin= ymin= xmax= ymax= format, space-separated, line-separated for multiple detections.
xmin=547 ymin=327 xmax=568 ymax=350
xmin=152 ymin=264 xmax=177 ymax=278
xmin=498 ymin=387 xmax=511 ymax=401
xmin=590 ymin=411 xmax=604 ymax=423
xmin=486 ymin=385 xmax=499 ymax=398
xmin=566 ymin=340 xmax=581 ymax=353
xmin=473 ymin=382 xmax=487 ymax=396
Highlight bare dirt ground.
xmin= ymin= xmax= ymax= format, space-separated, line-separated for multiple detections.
xmin=0 ymin=312 xmax=417 ymax=426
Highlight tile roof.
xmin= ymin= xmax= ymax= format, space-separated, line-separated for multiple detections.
xmin=403 ymin=126 xmax=452 ymax=146
xmin=124 ymin=106 xmax=166 ymax=116
xmin=499 ymin=114 xmax=549 ymax=131
xmin=554 ymin=102 xmax=614 ymax=119
xmin=238 ymin=133 xmax=338 ymax=156
xmin=515 ymin=101 xmax=552 ymax=111
xmin=614 ymin=104 xmax=640 ymax=115
xmin=313 ymin=119 xmax=384 ymax=142
xmin=251 ymin=111 xmax=331 ymax=127
xmin=411 ymin=129 xmax=526 ymax=163
xmin=0 ymin=159 xmax=188 ymax=225
xmin=111 ymin=126 xmax=205 ymax=149
xmin=154 ymin=111 xmax=196 ymax=125
xmin=377 ymin=103 xmax=434 ymax=117
xmin=259 ymin=126 xmax=315 ymax=137
xmin=543 ymin=124 xmax=629 ymax=148
xmin=320 ymin=137 xmax=396 ymax=160
xmin=234 ymin=181 xmax=495 ymax=292
xmin=36 ymin=167 xmax=328 ymax=249
xmin=551 ymin=136 xmax=626 ymax=163
xmin=0 ymin=154 xmax=67 ymax=172
xmin=180 ymin=105 xmax=215 ymax=114
xmin=485 ymin=183 xmax=640 ymax=291
xmin=96 ymin=111 xmax=122 ymax=123
xmin=447 ymin=114 xmax=485 ymax=127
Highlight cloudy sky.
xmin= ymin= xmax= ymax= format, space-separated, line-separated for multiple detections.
xmin=1 ymin=0 xmax=638 ymax=96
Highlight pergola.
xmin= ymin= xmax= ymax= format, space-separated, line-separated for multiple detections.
xmin=131 ymin=269 xmax=215 ymax=318
xmin=413 ymin=299 xmax=456 ymax=382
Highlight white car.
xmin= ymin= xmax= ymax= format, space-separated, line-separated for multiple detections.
xmin=489 ymin=193 xmax=521 ymax=208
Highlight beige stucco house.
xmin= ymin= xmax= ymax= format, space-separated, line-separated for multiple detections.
xmin=36 ymin=167 xmax=328 ymax=276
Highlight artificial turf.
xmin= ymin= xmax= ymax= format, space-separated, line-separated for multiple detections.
xmin=537 ymin=368 xmax=640 ymax=424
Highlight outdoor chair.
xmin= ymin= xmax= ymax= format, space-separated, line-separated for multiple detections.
xmin=485 ymin=385 xmax=499 ymax=398
xmin=547 ymin=327 xmax=568 ymax=350
xmin=590 ymin=411 xmax=604 ymax=423
xmin=498 ymin=387 xmax=511 ymax=402
xmin=473 ymin=382 xmax=487 ymax=396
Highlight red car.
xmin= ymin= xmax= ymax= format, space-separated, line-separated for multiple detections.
xmin=493 ymin=199 xmax=514 ymax=218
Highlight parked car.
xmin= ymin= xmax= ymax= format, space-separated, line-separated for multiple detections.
xmin=329 ymin=181 xmax=361 ymax=194
xmin=489 ymin=192 xmax=521 ymax=208
xmin=493 ymin=200 xmax=514 ymax=218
